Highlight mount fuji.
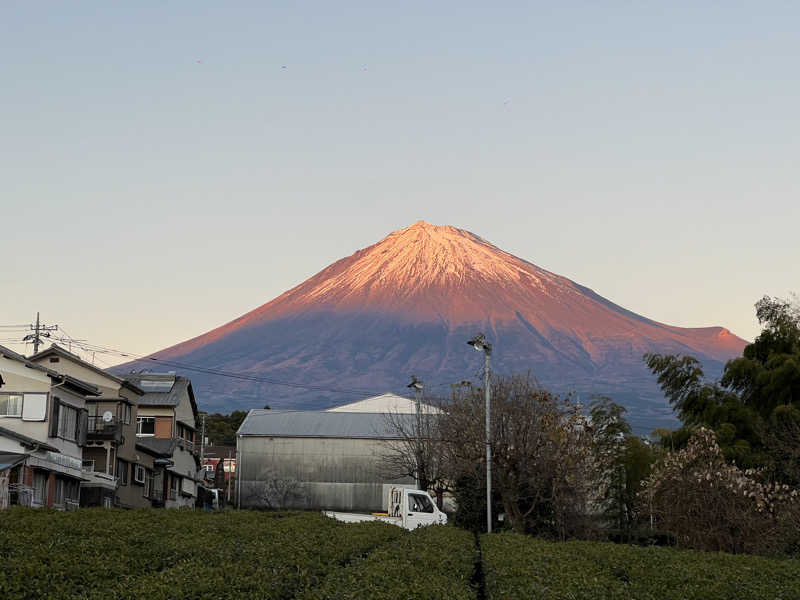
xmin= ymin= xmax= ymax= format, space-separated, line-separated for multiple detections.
xmin=117 ymin=221 xmax=747 ymax=432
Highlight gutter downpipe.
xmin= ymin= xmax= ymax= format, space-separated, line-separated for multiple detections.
xmin=236 ymin=434 xmax=241 ymax=509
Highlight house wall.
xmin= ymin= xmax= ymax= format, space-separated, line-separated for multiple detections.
xmin=0 ymin=356 xmax=52 ymax=393
xmin=0 ymin=355 xmax=52 ymax=445
xmin=237 ymin=436 xmax=415 ymax=512
xmin=136 ymin=407 xmax=174 ymax=438
xmin=173 ymin=395 xmax=196 ymax=430
xmin=0 ymin=356 xmax=84 ymax=461
xmin=46 ymin=387 xmax=86 ymax=461
xmin=30 ymin=357 xmax=118 ymax=398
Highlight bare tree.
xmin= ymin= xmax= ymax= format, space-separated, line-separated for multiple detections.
xmin=381 ymin=400 xmax=450 ymax=508
xmin=246 ymin=468 xmax=305 ymax=509
xmin=441 ymin=375 xmax=594 ymax=538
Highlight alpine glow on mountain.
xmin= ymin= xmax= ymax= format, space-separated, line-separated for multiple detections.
xmin=123 ymin=221 xmax=747 ymax=431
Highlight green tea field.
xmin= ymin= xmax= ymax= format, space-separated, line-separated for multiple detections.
xmin=0 ymin=508 xmax=797 ymax=599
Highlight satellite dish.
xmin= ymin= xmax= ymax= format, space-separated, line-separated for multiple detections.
xmin=102 ymin=411 xmax=113 ymax=423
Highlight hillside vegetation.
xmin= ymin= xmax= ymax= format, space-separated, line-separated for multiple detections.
xmin=1 ymin=509 xmax=797 ymax=599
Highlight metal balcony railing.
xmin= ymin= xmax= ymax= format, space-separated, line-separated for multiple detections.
xmin=87 ymin=416 xmax=122 ymax=441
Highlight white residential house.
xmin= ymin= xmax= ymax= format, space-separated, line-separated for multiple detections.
xmin=0 ymin=345 xmax=98 ymax=510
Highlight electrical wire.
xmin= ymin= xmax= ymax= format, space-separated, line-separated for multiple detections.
xmin=35 ymin=329 xmax=484 ymax=402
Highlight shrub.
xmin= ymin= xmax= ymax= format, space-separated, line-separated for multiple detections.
xmin=298 ymin=525 xmax=476 ymax=600
xmin=482 ymin=531 xmax=800 ymax=600
xmin=640 ymin=428 xmax=800 ymax=555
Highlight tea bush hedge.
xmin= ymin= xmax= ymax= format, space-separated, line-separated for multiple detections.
xmin=482 ymin=532 xmax=800 ymax=600
xmin=0 ymin=508 xmax=402 ymax=600
xmin=298 ymin=524 xmax=477 ymax=600
xmin=3 ymin=508 xmax=798 ymax=599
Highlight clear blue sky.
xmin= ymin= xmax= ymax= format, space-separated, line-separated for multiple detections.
xmin=2 ymin=2 xmax=798 ymax=365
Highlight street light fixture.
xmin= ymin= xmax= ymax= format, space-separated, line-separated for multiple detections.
xmin=467 ymin=333 xmax=493 ymax=534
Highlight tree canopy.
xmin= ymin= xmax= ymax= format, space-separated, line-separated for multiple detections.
xmin=205 ymin=410 xmax=249 ymax=446
xmin=644 ymin=295 xmax=800 ymax=483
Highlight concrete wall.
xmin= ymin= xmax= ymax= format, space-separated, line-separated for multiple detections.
xmin=237 ymin=436 xmax=415 ymax=512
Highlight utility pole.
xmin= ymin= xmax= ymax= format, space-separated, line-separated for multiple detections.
xmin=226 ymin=449 xmax=232 ymax=503
xmin=23 ymin=312 xmax=58 ymax=354
xmin=483 ymin=350 xmax=492 ymax=534
xmin=467 ymin=333 xmax=493 ymax=534
xmin=199 ymin=413 xmax=207 ymax=464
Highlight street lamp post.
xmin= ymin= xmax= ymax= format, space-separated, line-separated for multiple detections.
xmin=408 ymin=376 xmax=424 ymax=489
xmin=467 ymin=333 xmax=492 ymax=534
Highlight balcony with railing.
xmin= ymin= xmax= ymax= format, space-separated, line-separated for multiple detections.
xmin=87 ymin=416 xmax=122 ymax=442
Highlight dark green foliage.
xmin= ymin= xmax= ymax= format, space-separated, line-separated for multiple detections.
xmin=643 ymin=295 xmax=800 ymax=479
xmin=205 ymin=410 xmax=248 ymax=445
xmin=451 ymin=473 xmax=503 ymax=533
xmin=0 ymin=509 xmax=401 ymax=600
xmin=298 ymin=525 xmax=476 ymax=600
xmin=482 ymin=532 xmax=800 ymax=599
xmin=589 ymin=397 xmax=657 ymax=537
xmin=1 ymin=510 xmax=796 ymax=598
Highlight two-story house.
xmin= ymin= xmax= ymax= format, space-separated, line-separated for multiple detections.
xmin=28 ymin=345 xmax=158 ymax=509
xmin=122 ymin=373 xmax=201 ymax=508
xmin=0 ymin=345 xmax=98 ymax=509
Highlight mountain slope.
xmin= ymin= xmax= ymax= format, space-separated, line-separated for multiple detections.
xmin=121 ymin=221 xmax=747 ymax=431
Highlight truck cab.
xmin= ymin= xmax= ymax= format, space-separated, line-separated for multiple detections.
xmin=387 ymin=487 xmax=447 ymax=529
xmin=324 ymin=487 xmax=447 ymax=530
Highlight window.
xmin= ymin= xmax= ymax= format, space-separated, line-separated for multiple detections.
xmin=0 ymin=393 xmax=23 ymax=417
xmin=136 ymin=417 xmax=155 ymax=436
xmin=102 ymin=496 xmax=112 ymax=509
xmin=143 ymin=471 xmax=152 ymax=498
xmin=134 ymin=464 xmax=146 ymax=484
xmin=57 ymin=404 xmax=78 ymax=442
xmin=22 ymin=393 xmax=47 ymax=421
xmin=53 ymin=478 xmax=65 ymax=506
xmin=65 ymin=479 xmax=79 ymax=502
xmin=170 ymin=474 xmax=180 ymax=499
xmin=123 ymin=404 xmax=132 ymax=425
xmin=139 ymin=379 xmax=174 ymax=392
xmin=33 ymin=471 xmax=48 ymax=505
xmin=408 ymin=493 xmax=434 ymax=513
xmin=65 ymin=479 xmax=80 ymax=508
xmin=116 ymin=459 xmax=128 ymax=485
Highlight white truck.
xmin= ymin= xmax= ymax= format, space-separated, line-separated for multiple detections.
xmin=323 ymin=487 xmax=447 ymax=530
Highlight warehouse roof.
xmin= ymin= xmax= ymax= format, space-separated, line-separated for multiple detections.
xmin=237 ymin=410 xmax=420 ymax=439
xmin=326 ymin=393 xmax=441 ymax=414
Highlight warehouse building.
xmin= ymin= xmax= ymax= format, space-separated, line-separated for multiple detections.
xmin=236 ymin=408 xmax=420 ymax=512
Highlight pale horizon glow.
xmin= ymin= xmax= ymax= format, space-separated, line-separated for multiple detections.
xmin=2 ymin=2 xmax=798 ymax=369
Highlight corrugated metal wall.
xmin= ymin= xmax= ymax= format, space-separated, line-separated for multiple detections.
xmin=237 ymin=436 xmax=415 ymax=512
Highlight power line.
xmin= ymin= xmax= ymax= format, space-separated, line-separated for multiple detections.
xmin=21 ymin=312 xmax=58 ymax=354
xmin=46 ymin=331 xmax=468 ymax=401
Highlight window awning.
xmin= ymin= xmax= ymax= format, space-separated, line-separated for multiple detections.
xmin=0 ymin=453 xmax=27 ymax=471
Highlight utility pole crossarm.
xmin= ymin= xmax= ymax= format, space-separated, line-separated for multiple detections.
xmin=23 ymin=312 xmax=58 ymax=354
